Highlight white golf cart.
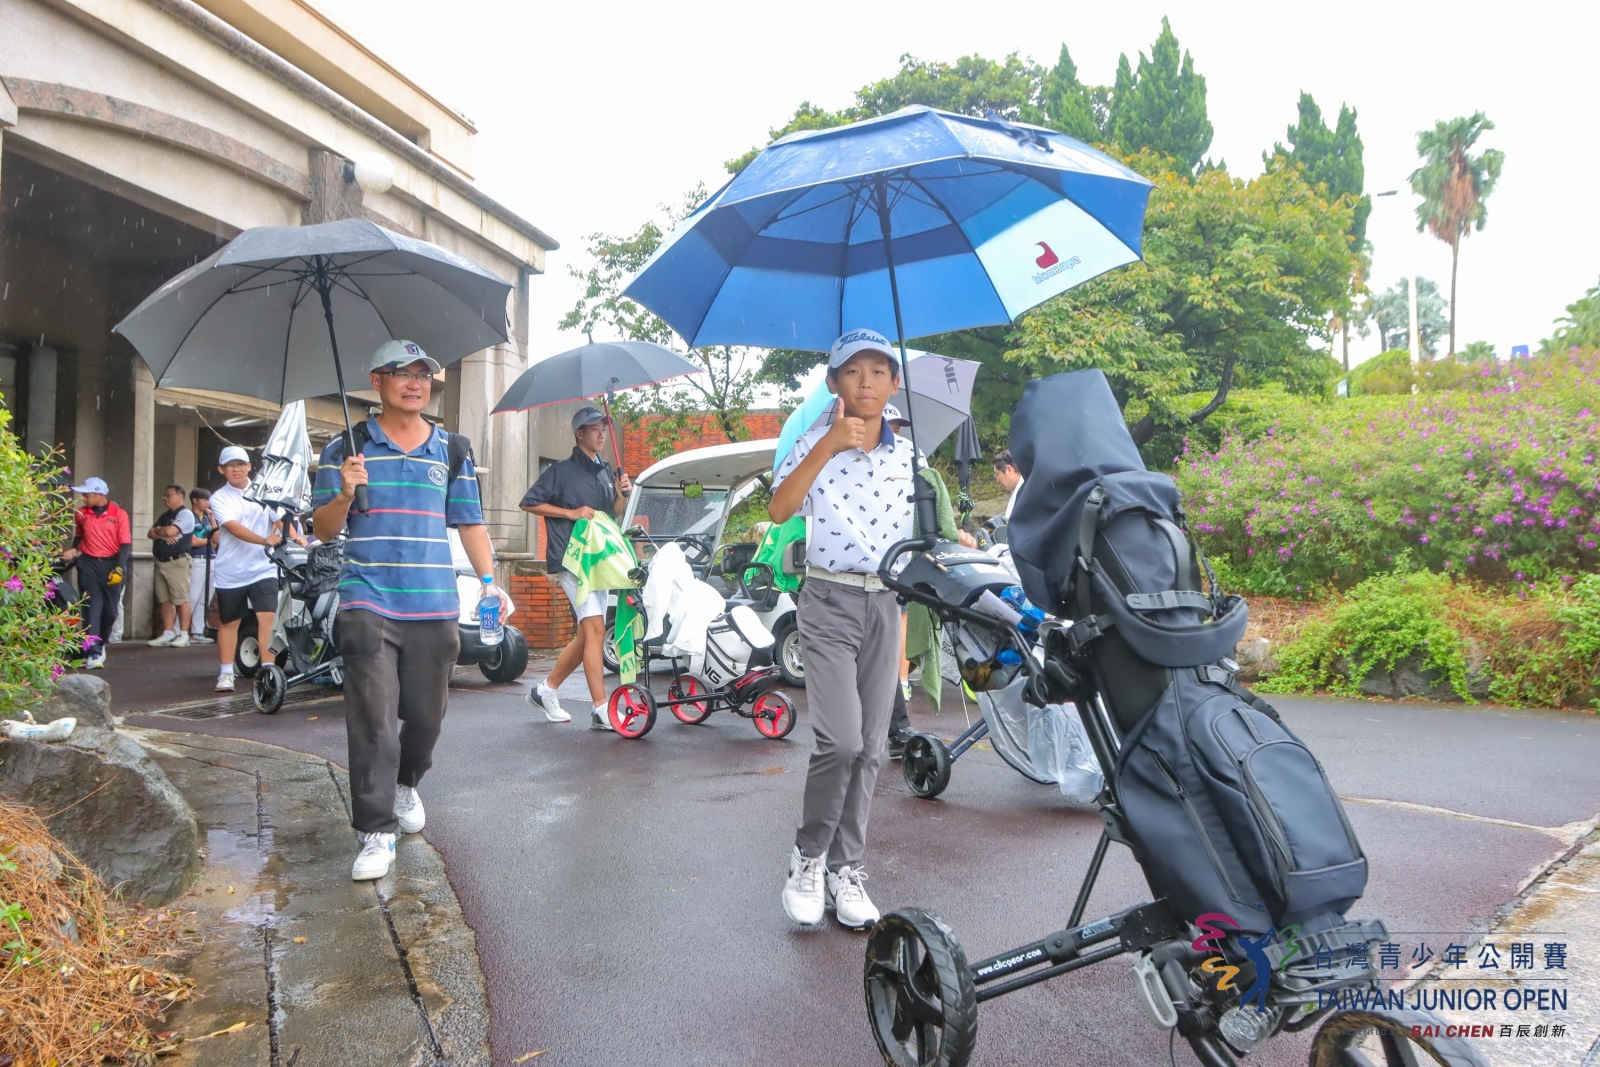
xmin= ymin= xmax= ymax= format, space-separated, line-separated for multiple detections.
xmin=600 ymin=438 xmax=805 ymax=687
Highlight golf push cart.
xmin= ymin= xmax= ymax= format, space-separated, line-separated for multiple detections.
xmin=860 ymin=372 xmax=1486 ymax=1067
xmin=601 ymin=439 xmax=805 ymax=687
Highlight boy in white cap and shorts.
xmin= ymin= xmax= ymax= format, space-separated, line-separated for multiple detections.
xmin=209 ymin=446 xmax=283 ymax=692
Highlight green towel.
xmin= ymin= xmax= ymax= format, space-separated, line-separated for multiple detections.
xmin=750 ymin=515 xmax=807 ymax=593
xmin=905 ymin=467 xmax=959 ymax=709
xmin=613 ymin=595 xmax=643 ymax=684
xmin=562 ymin=513 xmax=640 ymax=601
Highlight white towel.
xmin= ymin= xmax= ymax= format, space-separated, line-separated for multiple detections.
xmin=640 ymin=542 xmax=693 ymax=642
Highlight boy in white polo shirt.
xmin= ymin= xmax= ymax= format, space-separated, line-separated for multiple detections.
xmin=769 ymin=328 xmax=911 ymax=929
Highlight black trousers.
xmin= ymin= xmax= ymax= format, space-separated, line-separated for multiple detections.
xmin=889 ymin=684 xmax=910 ymax=735
xmin=75 ymin=555 xmax=121 ymax=649
xmin=337 ymin=610 xmax=460 ymax=833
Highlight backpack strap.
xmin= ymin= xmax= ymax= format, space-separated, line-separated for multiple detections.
xmin=1151 ymin=517 xmax=1196 ymax=593
xmin=446 ymin=431 xmax=472 ymax=487
xmin=1075 ymin=483 xmax=1106 ymax=621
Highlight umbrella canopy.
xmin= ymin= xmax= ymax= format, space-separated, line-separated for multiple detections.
xmin=244 ymin=401 xmax=313 ymax=513
xmin=113 ymin=218 xmax=511 ymax=405
xmin=953 ymin=416 xmax=983 ymax=493
xmin=621 ymin=105 xmax=1152 ymax=353
xmin=492 ymin=340 xmax=702 ymax=413
xmin=771 ymin=351 xmax=978 ymax=473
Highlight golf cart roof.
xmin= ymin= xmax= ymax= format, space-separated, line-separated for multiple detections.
xmin=633 ymin=438 xmax=778 ymax=491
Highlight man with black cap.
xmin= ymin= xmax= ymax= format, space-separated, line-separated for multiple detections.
xmin=520 ymin=405 xmax=632 ymax=729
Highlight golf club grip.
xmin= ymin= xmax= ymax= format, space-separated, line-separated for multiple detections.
xmin=353 ymin=483 xmax=370 ymax=514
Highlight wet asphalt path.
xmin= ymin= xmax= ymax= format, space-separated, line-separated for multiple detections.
xmin=126 ymin=661 xmax=1600 ymax=1067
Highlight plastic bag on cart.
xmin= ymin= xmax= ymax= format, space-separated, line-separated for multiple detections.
xmin=978 ymin=675 xmax=1103 ymax=805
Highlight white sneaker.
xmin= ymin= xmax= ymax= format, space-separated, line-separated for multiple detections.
xmin=589 ymin=705 xmax=614 ymax=731
xmin=85 ymin=651 xmax=106 ymax=670
xmin=528 ymin=682 xmax=571 ymax=722
xmin=351 ymin=832 xmax=396 ymax=881
xmin=393 ymin=785 xmax=425 ymax=834
xmin=215 ymin=672 xmax=235 ymax=693
xmin=192 ymin=635 xmax=215 ymax=645
xmin=171 ymin=631 xmax=191 ymax=648
xmin=782 ymin=846 xmax=826 ymax=926
xmin=148 ymin=631 xmax=177 ymax=647
xmin=826 ymin=865 xmax=879 ymax=929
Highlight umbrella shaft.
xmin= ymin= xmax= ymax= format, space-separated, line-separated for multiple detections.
xmin=874 ymin=177 xmax=936 ymax=544
xmin=317 ymin=261 xmax=368 ymax=513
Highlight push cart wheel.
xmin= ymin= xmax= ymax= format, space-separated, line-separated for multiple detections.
xmin=864 ymin=908 xmax=978 ymax=1067
xmin=668 ymin=674 xmax=713 ymax=725
xmin=772 ymin=616 xmax=805 ymax=688
xmin=234 ymin=617 xmax=261 ymax=679
xmin=608 ymin=683 xmax=656 ymax=739
xmin=1306 ymin=1007 xmax=1491 ymax=1067
xmin=902 ymin=735 xmax=951 ymax=799
xmin=253 ymin=663 xmax=286 ymax=715
xmin=751 ymin=692 xmax=796 ymax=739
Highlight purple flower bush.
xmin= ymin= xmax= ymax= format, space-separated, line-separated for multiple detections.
xmin=1175 ymin=350 xmax=1600 ymax=597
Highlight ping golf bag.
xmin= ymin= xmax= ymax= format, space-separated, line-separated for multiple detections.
xmin=1008 ymin=371 xmax=1366 ymax=937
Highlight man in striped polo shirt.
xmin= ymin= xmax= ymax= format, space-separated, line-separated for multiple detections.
xmin=312 ymin=339 xmax=512 ymax=882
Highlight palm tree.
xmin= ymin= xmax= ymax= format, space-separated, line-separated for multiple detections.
xmin=1409 ymin=113 xmax=1504 ymax=357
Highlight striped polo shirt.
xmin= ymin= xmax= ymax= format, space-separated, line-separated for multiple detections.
xmin=312 ymin=418 xmax=484 ymax=620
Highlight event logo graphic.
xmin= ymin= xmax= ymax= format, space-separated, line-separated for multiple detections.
xmin=1030 ymin=241 xmax=1081 ymax=285
xmin=1194 ymin=913 xmax=1303 ymax=1012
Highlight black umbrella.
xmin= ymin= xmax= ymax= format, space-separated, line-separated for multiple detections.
xmin=492 ymin=339 xmax=702 ymax=468
xmin=952 ymin=415 xmax=983 ymax=526
xmin=114 ymin=218 xmax=512 ymax=511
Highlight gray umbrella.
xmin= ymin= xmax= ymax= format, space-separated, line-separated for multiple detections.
xmin=492 ymin=340 xmax=702 ymax=414
xmin=114 ymin=218 xmax=511 ymax=510
xmin=244 ymin=400 xmax=313 ymax=514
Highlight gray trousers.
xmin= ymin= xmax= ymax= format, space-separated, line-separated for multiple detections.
xmin=338 ymin=610 xmax=460 ymax=834
xmin=794 ymin=579 xmax=901 ymax=870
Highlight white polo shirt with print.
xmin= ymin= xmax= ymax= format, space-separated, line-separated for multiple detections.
xmin=773 ymin=418 xmax=914 ymax=575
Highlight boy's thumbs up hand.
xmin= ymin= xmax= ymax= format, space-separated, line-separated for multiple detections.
xmin=824 ymin=416 xmax=868 ymax=456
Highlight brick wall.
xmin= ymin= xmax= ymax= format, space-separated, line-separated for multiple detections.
xmin=508 ymin=559 xmax=574 ymax=651
xmin=620 ymin=410 xmax=787 ymax=477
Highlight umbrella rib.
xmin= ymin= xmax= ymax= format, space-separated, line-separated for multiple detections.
xmin=336 ymin=270 xmax=400 ymax=354
xmin=159 ymin=262 xmax=292 ymax=384
xmin=279 ymin=275 xmax=304 ymax=406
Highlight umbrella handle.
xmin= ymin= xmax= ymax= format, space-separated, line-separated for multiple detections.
xmin=601 ymin=395 xmax=625 ymax=472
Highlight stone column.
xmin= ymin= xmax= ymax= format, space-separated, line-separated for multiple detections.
xmin=26 ymin=345 xmax=58 ymax=454
xmin=128 ymin=364 xmax=157 ymax=639
xmin=303 ymin=150 xmax=364 ymax=225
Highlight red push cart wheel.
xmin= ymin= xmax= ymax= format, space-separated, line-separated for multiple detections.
xmin=752 ymin=692 xmax=796 ymax=739
xmin=668 ymin=674 xmax=713 ymax=725
xmin=608 ymin=683 xmax=657 ymax=739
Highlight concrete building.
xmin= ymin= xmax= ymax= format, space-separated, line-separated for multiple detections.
xmin=0 ymin=0 xmax=562 ymax=637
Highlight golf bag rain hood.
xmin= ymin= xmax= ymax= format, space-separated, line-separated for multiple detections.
xmin=1007 ymin=370 xmax=1246 ymax=667
xmin=1007 ymin=370 xmax=1367 ymax=935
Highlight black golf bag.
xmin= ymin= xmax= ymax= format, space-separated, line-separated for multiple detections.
xmin=1008 ymin=371 xmax=1366 ymax=937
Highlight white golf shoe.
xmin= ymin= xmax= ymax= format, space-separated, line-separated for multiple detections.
xmin=528 ymin=682 xmax=571 ymax=722
xmin=826 ymin=865 xmax=879 ymax=929
xmin=393 ymin=785 xmax=425 ymax=834
xmin=351 ymin=832 xmax=396 ymax=881
xmin=782 ymin=846 xmax=826 ymax=927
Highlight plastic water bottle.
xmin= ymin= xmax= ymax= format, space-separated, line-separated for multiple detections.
xmin=477 ymin=576 xmax=502 ymax=645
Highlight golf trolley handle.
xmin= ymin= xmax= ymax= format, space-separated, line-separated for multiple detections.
xmin=876 ymin=537 xmax=1045 ymax=696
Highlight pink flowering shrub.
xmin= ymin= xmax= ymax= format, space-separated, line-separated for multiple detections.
xmin=1175 ymin=350 xmax=1600 ymax=597
xmin=0 ymin=403 xmax=78 ymax=715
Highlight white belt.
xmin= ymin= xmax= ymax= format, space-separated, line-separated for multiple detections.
xmin=807 ymin=566 xmax=888 ymax=592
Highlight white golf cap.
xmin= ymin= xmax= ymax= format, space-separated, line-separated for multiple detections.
xmin=369 ymin=339 xmax=442 ymax=374
xmin=218 ymin=445 xmax=251 ymax=466
xmin=828 ymin=328 xmax=896 ymax=370
xmin=882 ymin=403 xmax=908 ymax=425
xmin=70 ymin=476 xmax=109 ymax=495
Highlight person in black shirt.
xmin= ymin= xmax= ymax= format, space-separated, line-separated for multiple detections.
xmin=519 ymin=406 xmax=632 ymax=728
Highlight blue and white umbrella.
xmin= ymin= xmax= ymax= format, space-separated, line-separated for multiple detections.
xmin=622 ymin=105 xmax=1152 ymax=353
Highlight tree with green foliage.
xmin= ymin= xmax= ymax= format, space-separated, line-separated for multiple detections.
xmin=1410 ymin=113 xmax=1505 ymax=356
xmin=0 ymin=414 xmax=78 ymax=714
xmin=1457 ymin=340 xmax=1497 ymax=363
xmin=1541 ymin=276 xmax=1600 ymax=354
xmin=1267 ymin=93 xmax=1372 ymax=377
xmin=1105 ymin=17 xmax=1212 ymax=175
xmin=1361 ymin=277 xmax=1448 ymax=356
xmin=560 ymin=188 xmax=765 ymax=449
xmin=1008 ymin=153 xmax=1356 ymax=447
xmin=1040 ymin=44 xmax=1102 ymax=143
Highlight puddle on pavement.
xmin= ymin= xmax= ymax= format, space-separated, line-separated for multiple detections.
xmin=204 ymin=828 xmax=268 ymax=877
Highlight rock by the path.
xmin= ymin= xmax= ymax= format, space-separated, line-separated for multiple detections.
xmin=1235 ymin=636 xmax=1275 ymax=684
xmin=30 ymin=674 xmax=114 ymax=729
xmin=0 ymin=726 xmax=201 ymax=904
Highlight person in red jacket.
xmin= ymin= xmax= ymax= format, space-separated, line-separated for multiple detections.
xmin=61 ymin=477 xmax=132 ymax=669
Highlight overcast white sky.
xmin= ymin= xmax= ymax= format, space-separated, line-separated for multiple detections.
xmin=320 ymin=0 xmax=1598 ymax=370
